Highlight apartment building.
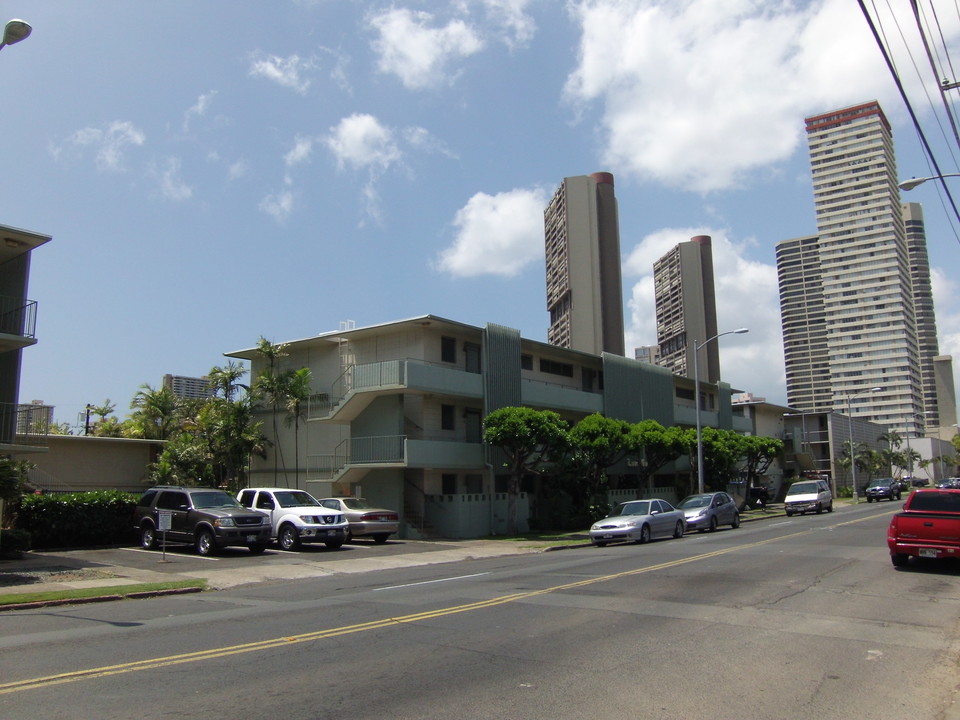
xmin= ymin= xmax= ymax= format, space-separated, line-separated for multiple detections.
xmin=227 ymin=315 xmax=750 ymax=538
xmin=0 ymin=222 xmax=51 ymax=454
xmin=777 ymin=102 xmax=928 ymax=436
xmin=544 ymin=172 xmax=625 ymax=356
xmin=653 ymin=235 xmax=720 ymax=382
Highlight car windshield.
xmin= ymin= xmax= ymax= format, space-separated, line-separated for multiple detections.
xmin=342 ymin=498 xmax=375 ymax=510
xmin=192 ymin=491 xmax=242 ymax=509
xmin=678 ymin=494 xmax=711 ymax=509
xmin=611 ymin=501 xmax=651 ymax=517
xmin=275 ymin=491 xmax=320 ymax=507
xmin=866 ymin=478 xmax=889 ymax=488
xmin=787 ymin=482 xmax=817 ymax=495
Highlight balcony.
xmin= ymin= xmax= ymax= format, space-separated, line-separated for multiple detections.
xmin=309 ymin=359 xmax=484 ymax=422
xmin=0 ymin=402 xmax=51 ymax=451
xmin=307 ymin=435 xmax=485 ymax=483
xmin=0 ymin=296 xmax=38 ymax=352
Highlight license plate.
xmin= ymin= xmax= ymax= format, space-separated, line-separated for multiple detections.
xmin=328 ymin=530 xmax=338 ymax=537
xmin=603 ymin=534 xmax=613 ymax=539
xmin=246 ymin=535 xmax=257 ymax=543
xmin=919 ymin=548 xmax=938 ymax=558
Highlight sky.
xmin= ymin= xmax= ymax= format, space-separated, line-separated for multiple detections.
xmin=3 ymin=0 xmax=960 ymax=429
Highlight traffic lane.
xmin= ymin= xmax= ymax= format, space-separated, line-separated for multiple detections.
xmin=4 ymin=506 xmax=957 ymax=719
xmin=23 ymin=536 xmax=461 ymax=576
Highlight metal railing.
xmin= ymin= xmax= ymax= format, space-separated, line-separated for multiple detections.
xmin=0 ymin=403 xmax=51 ymax=447
xmin=0 ymin=296 xmax=37 ymax=339
xmin=307 ymin=435 xmax=406 ymax=480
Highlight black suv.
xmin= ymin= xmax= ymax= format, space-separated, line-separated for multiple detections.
xmin=134 ymin=486 xmax=272 ymax=555
xmin=864 ymin=477 xmax=901 ymax=503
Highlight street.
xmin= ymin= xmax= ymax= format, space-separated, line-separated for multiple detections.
xmin=1 ymin=503 xmax=958 ymax=720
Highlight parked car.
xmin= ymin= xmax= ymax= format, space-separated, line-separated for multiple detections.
xmin=935 ymin=477 xmax=960 ymax=489
xmin=784 ymin=479 xmax=833 ymax=516
xmin=318 ymin=497 xmax=399 ymax=543
xmin=589 ymin=499 xmax=685 ymax=547
xmin=134 ymin=486 xmax=272 ymax=556
xmin=677 ymin=492 xmax=740 ymax=532
xmin=887 ymin=488 xmax=960 ymax=566
xmin=864 ymin=477 xmax=901 ymax=503
xmin=237 ymin=488 xmax=349 ymax=550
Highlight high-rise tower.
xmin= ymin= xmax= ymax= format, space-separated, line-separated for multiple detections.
xmin=544 ymin=172 xmax=624 ymax=356
xmin=653 ymin=235 xmax=719 ymax=381
xmin=776 ymin=101 xmax=926 ymax=435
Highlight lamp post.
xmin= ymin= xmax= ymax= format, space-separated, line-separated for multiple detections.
xmin=846 ymin=386 xmax=882 ymax=502
xmin=0 ymin=19 xmax=31 ymax=51
xmin=898 ymin=173 xmax=960 ymax=191
xmin=694 ymin=328 xmax=748 ymax=494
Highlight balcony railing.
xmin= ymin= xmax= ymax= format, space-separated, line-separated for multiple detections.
xmin=0 ymin=402 xmax=51 ymax=447
xmin=0 ymin=296 xmax=37 ymax=339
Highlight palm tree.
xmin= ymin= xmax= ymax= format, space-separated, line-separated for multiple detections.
xmin=129 ymin=384 xmax=180 ymax=440
xmin=207 ymin=361 xmax=248 ymax=402
xmin=283 ymin=367 xmax=312 ymax=487
xmin=253 ymin=337 xmax=290 ymax=486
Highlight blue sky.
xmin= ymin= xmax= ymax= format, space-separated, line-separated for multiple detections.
xmin=3 ymin=1 xmax=960 ymax=429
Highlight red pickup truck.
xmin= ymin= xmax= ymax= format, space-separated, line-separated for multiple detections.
xmin=887 ymin=488 xmax=960 ymax=567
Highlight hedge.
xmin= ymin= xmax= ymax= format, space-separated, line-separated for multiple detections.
xmin=15 ymin=491 xmax=139 ymax=549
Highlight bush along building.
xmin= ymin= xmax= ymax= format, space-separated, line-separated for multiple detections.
xmin=226 ymin=315 xmax=751 ymax=539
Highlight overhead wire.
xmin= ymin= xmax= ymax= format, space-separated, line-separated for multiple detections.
xmin=859 ymin=0 xmax=960 ymax=246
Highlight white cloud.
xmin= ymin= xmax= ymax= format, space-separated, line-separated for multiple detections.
xmin=623 ymin=228 xmax=785 ymax=402
xmin=285 ymin=135 xmax=316 ymax=168
xmin=260 ymin=189 xmax=295 ymax=222
xmin=155 ymin=157 xmax=193 ymax=201
xmin=183 ymin=90 xmax=217 ymax=132
xmin=562 ymin=0 xmax=918 ymax=193
xmin=325 ymin=114 xmax=401 ymax=171
xmin=481 ymin=0 xmax=536 ymax=48
xmin=436 ymin=187 xmax=548 ymax=277
xmin=369 ymin=8 xmax=484 ymax=89
xmin=249 ymin=52 xmax=315 ymax=94
xmin=58 ymin=121 xmax=146 ymax=172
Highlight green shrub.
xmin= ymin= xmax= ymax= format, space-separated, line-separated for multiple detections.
xmin=15 ymin=491 xmax=139 ymax=549
xmin=0 ymin=527 xmax=30 ymax=554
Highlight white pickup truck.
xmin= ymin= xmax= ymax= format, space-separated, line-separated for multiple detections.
xmin=237 ymin=488 xmax=349 ymax=550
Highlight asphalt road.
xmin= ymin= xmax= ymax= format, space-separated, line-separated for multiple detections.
xmin=2 ymin=503 xmax=958 ymax=720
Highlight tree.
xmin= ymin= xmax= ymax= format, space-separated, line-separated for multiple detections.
xmin=283 ymin=367 xmax=313 ymax=487
xmin=253 ymin=337 xmax=290 ymax=486
xmin=739 ymin=435 xmax=783 ymax=489
xmin=129 ymin=384 xmax=180 ymax=440
xmin=483 ymin=407 xmax=569 ymax=535
xmin=626 ymin=420 xmax=686 ymax=497
xmin=566 ymin=414 xmax=632 ymax=506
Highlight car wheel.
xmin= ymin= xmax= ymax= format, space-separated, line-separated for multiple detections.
xmin=731 ymin=513 xmax=740 ymax=529
xmin=709 ymin=516 xmax=718 ymax=532
xmin=891 ymin=553 xmax=909 ymax=567
xmin=815 ymin=503 xmax=823 ymax=514
xmin=278 ymin=523 xmax=300 ymax=551
xmin=593 ymin=541 xmax=607 ymax=548
xmin=140 ymin=524 xmax=157 ymax=550
xmin=867 ymin=497 xmax=873 ymax=503
xmin=673 ymin=521 xmax=684 ymax=538
xmin=372 ymin=533 xmax=390 ymax=544
xmin=195 ymin=529 xmax=216 ymax=556
xmin=785 ymin=510 xmax=793 ymax=517
xmin=248 ymin=544 xmax=267 ymax=555
xmin=636 ymin=524 xmax=651 ymax=544
xmin=826 ymin=502 xmax=833 ymax=512
xmin=325 ymin=540 xmax=343 ymax=550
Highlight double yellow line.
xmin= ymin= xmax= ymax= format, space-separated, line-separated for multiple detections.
xmin=2 ymin=516 xmax=880 ymax=695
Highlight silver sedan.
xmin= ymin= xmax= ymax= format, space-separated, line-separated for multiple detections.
xmin=589 ymin=499 xmax=686 ymax=547
xmin=677 ymin=492 xmax=741 ymax=532
xmin=318 ymin=497 xmax=399 ymax=543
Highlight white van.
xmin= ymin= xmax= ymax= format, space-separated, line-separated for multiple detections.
xmin=784 ymin=479 xmax=833 ymax=516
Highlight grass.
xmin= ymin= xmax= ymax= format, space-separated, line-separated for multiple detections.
xmin=0 ymin=578 xmax=207 ymax=607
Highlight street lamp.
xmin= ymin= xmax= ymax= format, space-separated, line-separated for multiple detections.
xmin=694 ymin=327 xmax=749 ymax=494
xmin=898 ymin=173 xmax=960 ymax=191
xmin=846 ymin=386 xmax=882 ymax=502
xmin=0 ymin=19 xmax=31 ymax=51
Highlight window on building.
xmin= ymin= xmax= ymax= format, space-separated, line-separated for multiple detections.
xmin=441 ymin=336 xmax=456 ymax=363
xmin=465 ymin=474 xmax=483 ymax=493
xmin=441 ymin=404 xmax=455 ymax=431
xmin=442 ymin=473 xmax=457 ymax=495
xmin=540 ymin=359 xmax=574 ymax=377
xmin=521 ymin=354 xmax=533 ymax=370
